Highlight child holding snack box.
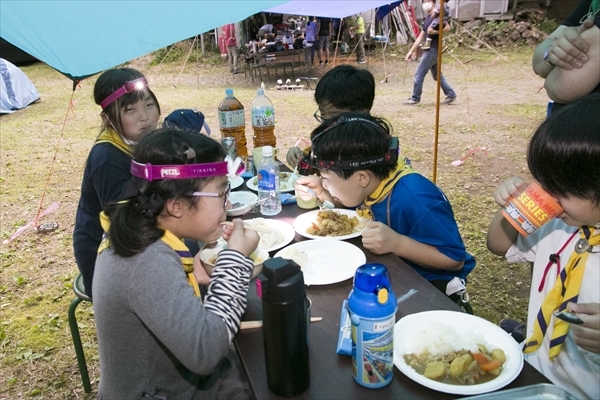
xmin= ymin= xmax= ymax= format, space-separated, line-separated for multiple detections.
xmin=486 ymin=93 xmax=600 ymax=400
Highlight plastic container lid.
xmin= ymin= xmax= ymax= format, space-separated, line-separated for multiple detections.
xmin=262 ymin=145 xmax=273 ymax=157
xmin=225 ymin=88 xmax=233 ymax=96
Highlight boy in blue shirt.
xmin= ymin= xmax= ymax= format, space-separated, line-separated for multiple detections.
xmin=296 ymin=112 xmax=475 ymax=309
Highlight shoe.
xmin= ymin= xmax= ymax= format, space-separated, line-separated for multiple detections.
xmin=319 ymin=61 xmax=323 ymax=66
xmin=233 ymin=70 xmax=243 ymax=74
xmin=404 ymin=98 xmax=419 ymax=105
xmin=358 ymin=59 xmax=366 ymax=64
xmin=500 ymin=319 xmax=526 ymax=343
xmin=324 ymin=60 xmax=328 ymax=64
xmin=444 ymin=96 xmax=457 ymax=104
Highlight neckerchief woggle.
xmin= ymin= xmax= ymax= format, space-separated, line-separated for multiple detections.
xmin=357 ymin=156 xmax=416 ymax=219
xmin=98 ymin=212 xmax=200 ymax=297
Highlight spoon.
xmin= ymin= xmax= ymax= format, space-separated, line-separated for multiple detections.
xmin=303 ymin=186 xmax=335 ymax=210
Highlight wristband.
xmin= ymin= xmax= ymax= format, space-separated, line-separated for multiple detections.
xmin=543 ymin=47 xmax=555 ymax=69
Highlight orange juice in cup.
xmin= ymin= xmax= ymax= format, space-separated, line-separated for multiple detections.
xmin=501 ymin=181 xmax=563 ymax=236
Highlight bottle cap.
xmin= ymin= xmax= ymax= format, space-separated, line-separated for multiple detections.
xmin=262 ymin=145 xmax=273 ymax=157
xmin=257 ymin=88 xmax=264 ymax=96
xmin=225 ymin=88 xmax=233 ymax=96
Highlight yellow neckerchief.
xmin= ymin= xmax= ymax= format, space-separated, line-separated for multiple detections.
xmin=357 ymin=157 xmax=416 ymax=219
xmin=98 ymin=212 xmax=201 ymax=297
xmin=95 ymin=127 xmax=133 ymax=156
xmin=523 ymin=226 xmax=599 ymax=359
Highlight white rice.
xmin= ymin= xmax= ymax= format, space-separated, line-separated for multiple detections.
xmin=277 ymin=247 xmax=309 ymax=269
xmin=406 ymin=323 xmax=488 ymax=356
xmin=245 ymin=218 xmax=284 ymax=249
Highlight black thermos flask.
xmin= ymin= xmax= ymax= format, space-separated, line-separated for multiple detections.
xmin=256 ymin=257 xmax=310 ymax=397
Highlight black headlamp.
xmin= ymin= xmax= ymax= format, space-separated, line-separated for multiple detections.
xmin=311 ymin=137 xmax=399 ymax=171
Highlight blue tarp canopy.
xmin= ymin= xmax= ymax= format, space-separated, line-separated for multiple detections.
xmin=0 ymin=0 xmax=288 ymax=81
xmin=264 ymin=0 xmax=403 ymax=20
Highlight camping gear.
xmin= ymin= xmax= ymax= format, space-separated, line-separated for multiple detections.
xmin=0 ymin=58 xmax=40 ymax=114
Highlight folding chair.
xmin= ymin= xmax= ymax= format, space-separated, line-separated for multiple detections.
xmin=68 ymin=273 xmax=92 ymax=393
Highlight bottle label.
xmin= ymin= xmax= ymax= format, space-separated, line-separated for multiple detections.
xmin=258 ymin=169 xmax=279 ymax=190
xmin=351 ymin=315 xmax=395 ymax=387
xmin=251 ymin=106 xmax=275 ymax=127
xmin=219 ymin=110 xmax=245 ymax=128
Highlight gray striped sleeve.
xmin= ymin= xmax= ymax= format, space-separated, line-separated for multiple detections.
xmin=203 ymin=249 xmax=253 ymax=342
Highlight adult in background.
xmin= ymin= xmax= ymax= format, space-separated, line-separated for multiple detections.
xmin=222 ymin=23 xmax=241 ymax=74
xmin=317 ymin=16 xmax=331 ymax=65
xmin=305 ymin=17 xmax=319 ymax=65
xmin=532 ymin=0 xmax=600 ymax=113
xmin=257 ymin=23 xmax=275 ymax=41
xmin=404 ymin=0 xmax=456 ymax=105
xmin=350 ymin=14 xmax=366 ymax=64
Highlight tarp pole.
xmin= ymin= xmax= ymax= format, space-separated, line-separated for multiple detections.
xmin=432 ymin=0 xmax=446 ymax=184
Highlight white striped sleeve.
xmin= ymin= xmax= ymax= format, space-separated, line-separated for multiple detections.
xmin=203 ymin=249 xmax=253 ymax=342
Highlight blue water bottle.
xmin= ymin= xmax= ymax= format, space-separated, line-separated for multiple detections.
xmin=348 ymin=263 xmax=397 ymax=388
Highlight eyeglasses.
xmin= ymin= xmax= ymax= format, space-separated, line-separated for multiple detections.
xmin=187 ymin=183 xmax=231 ymax=209
xmin=100 ymin=77 xmax=149 ymax=110
xmin=313 ymin=108 xmax=325 ymax=123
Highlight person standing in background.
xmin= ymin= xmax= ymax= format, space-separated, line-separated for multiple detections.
xmin=350 ymin=14 xmax=366 ymax=64
xmin=404 ymin=0 xmax=456 ymax=105
xmin=222 ymin=23 xmax=241 ymax=74
xmin=317 ymin=16 xmax=331 ymax=65
xmin=305 ymin=17 xmax=319 ymax=65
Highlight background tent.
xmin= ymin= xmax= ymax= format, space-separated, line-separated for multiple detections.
xmin=0 ymin=58 xmax=40 ymax=114
xmin=0 ymin=0 xmax=288 ymax=81
xmin=264 ymin=0 xmax=403 ymax=19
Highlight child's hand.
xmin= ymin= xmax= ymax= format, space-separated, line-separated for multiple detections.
xmin=494 ymin=176 xmax=528 ymax=207
xmin=222 ymin=219 xmax=259 ymax=258
xmin=286 ymin=146 xmax=303 ymax=168
xmin=569 ymin=302 xmax=600 ymax=354
xmin=193 ymin=253 xmax=211 ymax=285
xmin=361 ymin=221 xmax=396 ymax=255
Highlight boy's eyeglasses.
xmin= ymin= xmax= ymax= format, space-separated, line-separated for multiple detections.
xmin=187 ymin=183 xmax=231 ymax=209
xmin=313 ymin=108 xmax=325 ymax=123
xmin=100 ymin=77 xmax=149 ymax=110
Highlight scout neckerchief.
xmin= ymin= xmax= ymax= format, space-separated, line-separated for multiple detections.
xmin=95 ymin=127 xmax=133 ymax=156
xmin=523 ymin=226 xmax=599 ymax=358
xmin=98 ymin=212 xmax=201 ymax=297
xmin=357 ymin=156 xmax=416 ymax=219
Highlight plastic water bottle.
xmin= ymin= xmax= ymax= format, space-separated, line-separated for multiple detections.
xmin=348 ymin=263 xmax=397 ymax=388
xmin=218 ymin=88 xmax=248 ymax=158
xmin=251 ymin=88 xmax=276 ymax=149
xmin=257 ymin=257 xmax=310 ymax=396
xmin=257 ymin=146 xmax=281 ymax=216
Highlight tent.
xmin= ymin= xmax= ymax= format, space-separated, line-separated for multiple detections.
xmin=0 ymin=58 xmax=40 ymax=114
xmin=0 ymin=0 xmax=289 ymax=81
xmin=264 ymin=0 xmax=403 ymax=19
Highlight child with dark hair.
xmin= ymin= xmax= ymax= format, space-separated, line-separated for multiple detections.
xmin=73 ymin=67 xmax=161 ymax=297
xmin=286 ymin=64 xmax=376 ymax=168
xmin=296 ymin=112 xmax=475 ymax=309
xmin=93 ymin=128 xmax=257 ymax=398
xmin=487 ymin=93 xmax=600 ymax=399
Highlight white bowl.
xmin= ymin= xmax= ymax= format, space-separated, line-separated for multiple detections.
xmin=227 ymin=191 xmax=258 ymax=217
xmin=199 ymin=242 xmax=268 ymax=279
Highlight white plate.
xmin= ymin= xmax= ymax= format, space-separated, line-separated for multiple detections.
xmin=242 ymin=218 xmax=295 ymax=252
xmin=245 ymin=172 xmax=297 ymax=193
xmin=393 ymin=310 xmax=524 ymax=396
xmin=293 ymin=209 xmax=368 ymax=240
xmin=274 ymin=240 xmax=365 ymax=285
xmin=229 ymin=175 xmax=244 ymax=190
xmin=227 ymin=191 xmax=258 ymax=217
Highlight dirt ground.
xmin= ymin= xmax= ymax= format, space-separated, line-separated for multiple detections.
xmin=0 ymin=20 xmax=558 ymax=397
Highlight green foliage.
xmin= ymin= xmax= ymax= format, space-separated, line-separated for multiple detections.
xmin=539 ymin=19 xmax=559 ymax=34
